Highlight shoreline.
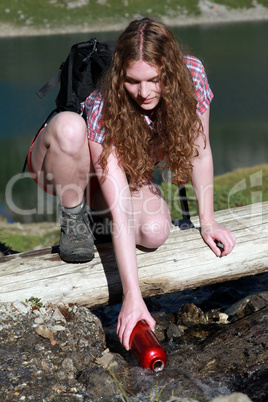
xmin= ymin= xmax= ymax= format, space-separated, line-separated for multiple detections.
xmin=1 ymin=2 xmax=268 ymax=38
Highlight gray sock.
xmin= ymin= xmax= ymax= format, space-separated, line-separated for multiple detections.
xmin=62 ymin=201 xmax=85 ymax=214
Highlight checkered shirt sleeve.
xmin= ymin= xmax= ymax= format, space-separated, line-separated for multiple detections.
xmin=81 ymin=89 xmax=106 ymax=144
xmin=184 ymin=55 xmax=214 ymax=116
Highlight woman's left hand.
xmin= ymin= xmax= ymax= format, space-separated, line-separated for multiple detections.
xmin=201 ymin=220 xmax=236 ymax=257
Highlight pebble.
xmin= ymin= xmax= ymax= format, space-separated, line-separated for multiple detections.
xmin=12 ymin=300 xmax=29 ymax=315
xmin=57 ymin=370 xmax=66 ymax=380
xmin=166 ymin=323 xmax=183 ymax=339
xmin=61 ymin=358 xmax=76 ymax=372
xmin=50 ymin=324 xmax=66 ymax=332
xmin=52 ymin=307 xmax=66 ymax=323
xmin=217 ymin=312 xmax=229 ymax=324
xmin=34 ymin=344 xmax=45 ymax=351
xmin=35 ymin=325 xmax=54 ymax=340
xmin=211 ymin=393 xmax=252 ymax=402
xmin=34 ymin=317 xmax=44 ymax=325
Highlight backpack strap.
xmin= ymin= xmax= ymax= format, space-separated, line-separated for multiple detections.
xmin=65 ymin=38 xmax=99 ymax=110
xmin=36 ymin=69 xmax=62 ymax=99
xmin=178 ymin=185 xmax=190 ymax=220
xmin=35 ymin=38 xmax=96 ymax=100
xmin=172 ymin=185 xmax=194 ymax=230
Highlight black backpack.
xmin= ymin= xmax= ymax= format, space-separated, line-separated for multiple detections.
xmin=37 ymin=37 xmax=116 ymax=115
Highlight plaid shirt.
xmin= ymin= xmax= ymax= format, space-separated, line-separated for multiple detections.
xmin=81 ymin=55 xmax=214 ymax=144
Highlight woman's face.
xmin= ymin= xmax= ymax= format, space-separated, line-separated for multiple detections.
xmin=124 ymin=60 xmax=162 ymax=112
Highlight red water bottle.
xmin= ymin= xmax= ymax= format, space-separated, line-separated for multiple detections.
xmin=129 ymin=320 xmax=167 ymax=372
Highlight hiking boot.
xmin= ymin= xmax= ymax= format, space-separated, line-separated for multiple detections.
xmin=59 ymin=202 xmax=95 ymax=263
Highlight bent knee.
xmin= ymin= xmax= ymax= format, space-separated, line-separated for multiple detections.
xmin=138 ymin=215 xmax=171 ymax=249
xmin=51 ymin=112 xmax=87 ymax=155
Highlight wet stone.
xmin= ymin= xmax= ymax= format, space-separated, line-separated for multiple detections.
xmin=166 ymin=323 xmax=184 ymax=340
xmin=177 ymin=303 xmax=208 ymax=326
xmin=226 ymin=291 xmax=268 ymax=320
xmin=61 ymin=357 xmax=76 ymax=373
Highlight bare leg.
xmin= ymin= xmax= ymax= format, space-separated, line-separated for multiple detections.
xmin=31 ymin=111 xmax=91 ymax=208
xmin=91 ymin=180 xmax=171 ymax=249
xmin=31 ymin=111 xmax=95 ymax=263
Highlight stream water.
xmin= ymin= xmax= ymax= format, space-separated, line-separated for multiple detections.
xmin=93 ymin=272 xmax=268 ymax=400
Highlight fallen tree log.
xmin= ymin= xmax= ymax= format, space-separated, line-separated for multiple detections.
xmin=0 ymin=202 xmax=267 ymax=308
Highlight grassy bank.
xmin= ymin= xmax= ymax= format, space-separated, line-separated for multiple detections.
xmin=1 ymin=0 xmax=268 ymax=34
xmin=161 ymin=164 xmax=268 ymax=221
xmin=0 ymin=0 xmax=199 ymax=30
xmin=0 ymin=227 xmax=59 ymax=254
xmin=216 ymin=0 xmax=268 ymax=8
xmin=1 ymin=164 xmax=267 ymax=253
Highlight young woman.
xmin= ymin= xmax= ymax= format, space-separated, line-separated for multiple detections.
xmin=28 ymin=17 xmax=236 ymax=350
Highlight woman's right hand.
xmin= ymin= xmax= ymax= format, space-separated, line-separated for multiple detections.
xmin=116 ymin=290 xmax=155 ymax=350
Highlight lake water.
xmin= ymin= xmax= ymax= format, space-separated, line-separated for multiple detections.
xmin=0 ymin=21 xmax=267 ymax=222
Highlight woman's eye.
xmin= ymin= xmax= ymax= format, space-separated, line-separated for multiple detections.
xmin=125 ymin=79 xmax=138 ymax=84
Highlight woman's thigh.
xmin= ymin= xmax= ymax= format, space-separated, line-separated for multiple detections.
xmin=31 ymin=112 xmax=87 ymax=174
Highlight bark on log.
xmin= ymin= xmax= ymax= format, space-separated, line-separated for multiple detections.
xmin=0 ymin=202 xmax=267 ymax=309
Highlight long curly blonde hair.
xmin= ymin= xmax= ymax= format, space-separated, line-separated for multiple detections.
xmin=100 ymin=17 xmax=203 ymax=188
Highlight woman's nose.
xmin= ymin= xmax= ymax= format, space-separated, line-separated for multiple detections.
xmin=139 ymin=82 xmax=149 ymax=98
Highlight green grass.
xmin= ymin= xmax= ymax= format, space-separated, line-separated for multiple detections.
xmin=160 ymin=164 xmax=268 ymax=221
xmin=212 ymin=0 xmax=268 ymax=8
xmin=211 ymin=0 xmax=254 ymax=8
xmin=0 ymin=0 xmax=200 ymax=30
xmin=1 ymin=0 xmax=267 ymax=32
xmin=0 ymin=229 xmax=59 ymax=253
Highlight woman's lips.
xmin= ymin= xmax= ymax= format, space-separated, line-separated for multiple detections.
xmin=142 ymin=97 xmax=154 ymax=104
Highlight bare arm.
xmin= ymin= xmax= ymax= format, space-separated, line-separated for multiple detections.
xmin=191 ymin=107 xmax=236 ymax=256
xmin=89 ymin=140 xmax=155 ymax=349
